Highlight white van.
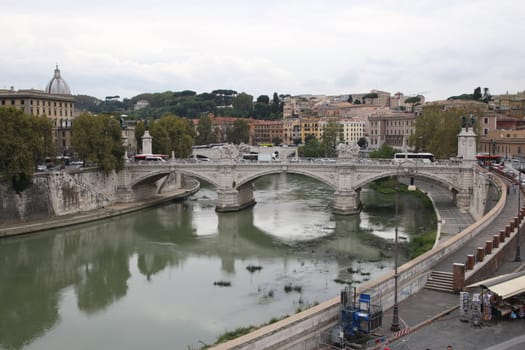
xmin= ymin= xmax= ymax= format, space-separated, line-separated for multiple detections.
xmin=145 ymin=156 xmax=166 ymax=162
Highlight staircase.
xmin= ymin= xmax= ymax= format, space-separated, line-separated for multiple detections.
xmin=424 ymin=271 xmax=454 ymax=293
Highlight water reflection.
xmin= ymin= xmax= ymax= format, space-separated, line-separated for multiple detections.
xmin=0 ymin=174 xmax=436 ymax=350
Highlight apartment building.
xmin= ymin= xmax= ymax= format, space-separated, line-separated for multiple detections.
xmin=252 ymin=119 xmax=284 ymax=145
xmin=340 ymin=118 xmax=365 ymax=145
xmin=0 ymin=65 xmax=76 ymax=155
xmin=492 ymin=91 xmax=525 ymax=118
xmin=368 ymin=111 xmax=417 ymax=150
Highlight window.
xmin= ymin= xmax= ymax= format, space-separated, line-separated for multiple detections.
xmin=484 ymin=117 xmax=488 ymax=124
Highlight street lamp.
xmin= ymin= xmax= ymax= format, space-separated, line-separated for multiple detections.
xmin=390 ymin=176 xmax=400 ymax=332
xmin=516 ymin=164 xmax=522 ymax=262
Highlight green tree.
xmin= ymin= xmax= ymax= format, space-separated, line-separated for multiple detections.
xmin=405 ymin=96 xmax=422 ymax=112
xmin=357 ymin=137 xmax=368 ymax=149
xmin=321 ymin=120 xmax=340 ymax=157
xmin=149 ymin=114 xmax=195 ymax=158
xmin=354 ymin=99 xmax=361 ymax=105
xmin=226 ymin=119 xmax=250 ymax=144
xmin=232 ymin=92 xmax=254 ymax=117
xmin=272 ymin=137 xmax=283 ymax=146
xmin=271 ymin=92 xmax=281 ymax=114
xmin=195 ymin=114 xmax=217 ymax=145
xmin=253 ymin=102 xmax=271 ymax=120
xmin=347 ymin=95 xmax=353 ymax=103
xmin=299 ymin=135 xmax=323 ymax=157
xmin=473 ymin=87 xmax=482 ymax=101
xmin=369 ymin=144 xmax=397 ymax=159
xmin=0 ymin=107 xmax=55 ymax=192
xmin=134 ymin=120 xmax=145 ymax=153
xmin=408 ymin=105 xmax=466 ymax=159
xmin=71 ymin=113 xmax=125 ymax=174
xmin=256 ymin=95 xmax=270 ymax=104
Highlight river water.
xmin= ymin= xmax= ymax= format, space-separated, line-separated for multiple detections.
xmin=0 ymin=174 xmax=436 ymax=350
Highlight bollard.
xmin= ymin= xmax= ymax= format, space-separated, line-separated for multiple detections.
xmin=503 ymin=228 xmax=510 ymax=238
xmin=477 ymin=247 xmax=485 ymax=262
xmin=485 ymin=240 xmax=493 ymax=254
xmin=467 ymin=254 xmax=475 ymax=270
xmin=453 ymin=263 xmax=465 ymax=293
xmin=506 ymin=225 xmax=511 ymax=235
xmin=493 ymin=235 xmax=500 ymax=249
xmin=500 ymin=230 xmax=506 ymax=243
xmin=510 ymin=221 xmax=515 ymax=231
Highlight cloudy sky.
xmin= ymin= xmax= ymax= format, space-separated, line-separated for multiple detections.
xmin=1 ymin=0 xmax=524 ymax=101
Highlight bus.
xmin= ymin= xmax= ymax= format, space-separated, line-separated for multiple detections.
xmin=475 ymin=153 xmax=504 ymax=167
xmin=394 ymin=152 xmax=435 ymax=163
xmin=133 ymin=154 xmax=169 ymax=162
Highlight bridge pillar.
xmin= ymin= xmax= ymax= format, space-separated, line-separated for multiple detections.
xmin=216 ymin=183 xmax=256 ymax=212
xmin=332 ymin=189 xmax=361 ymax=215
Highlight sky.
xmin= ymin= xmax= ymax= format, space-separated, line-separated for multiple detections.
xmin=1 ymin=0 xmax=525 ymax=102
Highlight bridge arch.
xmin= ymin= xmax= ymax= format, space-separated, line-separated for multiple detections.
xmin=235 ymin=168 xmax=337 ymax=190
xmin=354 ymin=169 xmax=461 ymax=194
xmin=129 ymin=168 xmax=220 ymax=189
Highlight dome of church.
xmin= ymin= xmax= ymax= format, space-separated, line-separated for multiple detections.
xmin=45 ymin=65 xmax=71 ymax=95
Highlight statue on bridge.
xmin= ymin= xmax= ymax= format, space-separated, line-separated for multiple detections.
xmin=461 ymin=114 xmax=476 ymax=131
xmin=218 ymin=144 xmax=241 ymax=160
xmin=337 ymin=142 xmax=360 ymax=159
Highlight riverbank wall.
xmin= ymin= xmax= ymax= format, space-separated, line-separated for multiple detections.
xmin=0 ymin=168 xmax=199 ymax=237
xmin=209 ymin=170 xmax=508 ymax=350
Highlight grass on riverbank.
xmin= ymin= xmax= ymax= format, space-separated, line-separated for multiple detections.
xmin=198 ymin=302 xmax=320 ymax=349
xmin=407 ymin=230 xmax=436 ymax=259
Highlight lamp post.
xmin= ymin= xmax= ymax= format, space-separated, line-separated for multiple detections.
xmin=516 ymin=163 xmax=522 ymax=262
xmin=390 ymin=175 xmax=400 ymax=332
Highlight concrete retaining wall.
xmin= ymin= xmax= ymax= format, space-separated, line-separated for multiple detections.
xmin=209 ymin=168 xmax=507 ymax=350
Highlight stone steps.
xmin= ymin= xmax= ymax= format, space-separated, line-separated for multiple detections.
xmin=424 ymin=271 xmax=455 ymax=293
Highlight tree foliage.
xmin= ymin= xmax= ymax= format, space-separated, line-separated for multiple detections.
xmin=369 ymin=144 xmax=397 ymax=159
xmin=232 ymin=92 xmax=254 ymax=117
xmin=227 ymin=119 xmax=250 ymax=144
xmin=0 ymin=107 xmax=55 ymax=191
xmin=149 ymin=114 xmax=195 ymax=158
xmin=71 ymin=113 xmax=125 ymax=173
xmin=299 ymin=135 xmax=324 ymax=157
xmin=408 ymin=105 xmax=465 ymax=159
xmin=195 ymin=115 xmax=217 ymax=145
xmin=405 ymin=96 xmax=421 ymax=104
xmin=357 ymin=137 xmax=368 ymax=149
xmin=447 ymin=86 xmax=491 ymax=103
xmin=321 ymin=120 xmax=340 ymax=157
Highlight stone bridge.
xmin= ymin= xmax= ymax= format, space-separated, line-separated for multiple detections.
xmin=116 ymin=158 xmax=485 ymax=216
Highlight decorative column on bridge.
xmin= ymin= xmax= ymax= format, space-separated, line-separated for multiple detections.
xmin=142 ymin=130 xmax=152 ymax=155
xmin=457 ymin=116 xmax=477 ymax=165
xmin=455 ymin=117 xmax=478 ymax=212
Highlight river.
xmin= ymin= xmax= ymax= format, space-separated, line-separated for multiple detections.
xmin=0 ymin=174 xmax=436 ymax=350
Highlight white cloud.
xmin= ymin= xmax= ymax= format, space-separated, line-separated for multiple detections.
xmin=1 ymin=0 xmax=525 ymax=101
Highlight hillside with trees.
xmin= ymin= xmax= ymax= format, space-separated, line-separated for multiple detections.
xmin=74 ymin=89 xmax=284 ymax=120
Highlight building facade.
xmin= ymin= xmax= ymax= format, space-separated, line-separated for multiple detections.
xmin=368 ymin=111 xmax=417 ymax=150
xmin=0 ymin=66 xmax=75 ymax=155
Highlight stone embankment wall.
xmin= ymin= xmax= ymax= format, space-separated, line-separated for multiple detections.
xmin=0 ymin=168 xmax=185 ymax=224
xmin=0 ymin=169 xmax=118 ymax=223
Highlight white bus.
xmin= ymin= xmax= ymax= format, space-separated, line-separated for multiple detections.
xmin=394 ymin=152 xmax=435 ymax=163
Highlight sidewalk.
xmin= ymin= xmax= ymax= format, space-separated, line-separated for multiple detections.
xmin=377 ymin=178 xmax=525 ymax=350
